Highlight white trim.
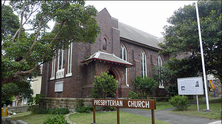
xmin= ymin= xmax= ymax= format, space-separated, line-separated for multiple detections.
xmin=55 ymin=81 xmax=63 ymax=92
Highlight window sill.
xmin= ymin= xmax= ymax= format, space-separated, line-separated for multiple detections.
xmin=66 ymin=73 xmax=72 ymax=77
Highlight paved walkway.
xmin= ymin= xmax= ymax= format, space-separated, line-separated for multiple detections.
xmin=120 ymin=107 xmax=221 ymax=124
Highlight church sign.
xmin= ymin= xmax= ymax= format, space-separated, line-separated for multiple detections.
xmin=92 ymin=99 xmax=156 ymax=124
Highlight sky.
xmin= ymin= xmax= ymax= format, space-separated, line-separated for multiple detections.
xmin=85 ymin=1 xmax=197 ymax=37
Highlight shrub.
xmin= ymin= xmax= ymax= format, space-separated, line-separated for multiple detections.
xmin=27 ymin=105 xmax=39 ymax=114
xmin=75 ymin=106 xmax=93 ymax=113
xmin=128 ymin=90 xmax=138 ymax=99
xmin=165 ymin=83 xmax=178 ymax=98
xmin=103 ymin=106 xmax=116 ymax=111
xmin=91 ymin=71 xmax=118 ymax=98
xmin=169 ymin=95 xmax=190 ymax=111
xmin=131 ymin=76 xmax=158 ymax=98
xmin=43 ymin=114 xmax=67 ymax=124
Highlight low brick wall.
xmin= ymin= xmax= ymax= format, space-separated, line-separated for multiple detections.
xmin=39 ymin=97 xmax=94 ymax=112
xmin=7 ymin=106 xmax=29 ymax=113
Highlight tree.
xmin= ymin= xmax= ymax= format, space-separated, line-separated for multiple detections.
xmin=1 ymin=5 xmax=20 ymax=41
xmin=152 ymin=65 xmax=177 ymax=86
xmin=91 ymin=72 xmax=118 ymax=99
xmin=131 ymin=76 xmax=158 ymax=98
xmin=159 ymin=1 xmax=222 ymax=81
xmin=1 ymin=0 xmax=100 ymax=84
xmin=1 ymin=81 xmax=33 ymax=106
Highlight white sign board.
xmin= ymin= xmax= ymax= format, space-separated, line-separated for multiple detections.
xmin=177 ymin=77 xmax=204 ymax=95
xmin=55 ymin=81 xmax=63 ymax=92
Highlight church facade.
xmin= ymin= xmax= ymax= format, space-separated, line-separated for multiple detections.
xmin=41 ymin=8 xmax=169 ymax=98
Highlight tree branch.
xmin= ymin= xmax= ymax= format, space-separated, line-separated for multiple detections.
xmin=17 ymin=0 xmax=26 ymax=42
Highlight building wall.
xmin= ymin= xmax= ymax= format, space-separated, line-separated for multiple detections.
xmin=30 ymin=76 xmax=42 ymax=97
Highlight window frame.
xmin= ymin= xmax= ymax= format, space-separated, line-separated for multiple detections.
xmin=56 ymin=49 xmax=65 ymax=79
xmin=158 ymin=55 xmax=164 ymax=88
xmin=66 ymin=42 xmax=73 ymax=77
xmin=103 ymin=38 xmax=107 ymax=51
xmin=141 ymin=51 xmax=147 ymax=78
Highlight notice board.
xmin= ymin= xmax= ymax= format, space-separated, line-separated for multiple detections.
xmin=177 ymin=77 xmax=204 ymax=95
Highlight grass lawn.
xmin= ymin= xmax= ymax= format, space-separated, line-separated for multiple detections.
xmin=10 ymin=114 xmax=57 ymax=124
xmin=144 ymin=101 xmax=174 ymax=111
xmin=69 ymin=111 xmax=171 ymax=124
xmin=170 ymin=98 xmax=222 ymax=119
xmin=155 ymin=102 xmax=174 ymax=110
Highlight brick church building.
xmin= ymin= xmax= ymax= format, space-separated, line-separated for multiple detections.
xmin=41 ymin=8 xmax=169 ymax=98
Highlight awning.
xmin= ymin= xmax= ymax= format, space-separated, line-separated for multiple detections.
xmin=81 ymin=51 xmax=134 ymax=67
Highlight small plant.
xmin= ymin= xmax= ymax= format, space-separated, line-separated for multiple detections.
xmin=169 ymin=95 xmax=190 ymax=111
xmin=43 ymin=114 xmax=67 ymax=124
xmin=75 ymin=106 xmax=93 ymax=113
xmin=128 ymin=90 xmax=138 ymax=99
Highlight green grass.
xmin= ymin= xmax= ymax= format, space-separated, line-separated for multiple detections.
xmin=69 ymin=111 xmax=171 ymax=124
xmin=144 ymin=101 xmax=174 ymax=111
xmin=170 ymin=98 xmax=222 ymax=119
xmin=10 ymin=114 xmax=57 ymax=124
xmin=156 ymin=102 xmax=174 ymax=110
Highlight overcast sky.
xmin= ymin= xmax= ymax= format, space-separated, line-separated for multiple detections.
xmin=85 ymin=1 xmax=196 ymax=37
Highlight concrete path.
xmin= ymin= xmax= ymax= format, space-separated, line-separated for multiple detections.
xmin=120 ymin=107 xmax=221 ymax=124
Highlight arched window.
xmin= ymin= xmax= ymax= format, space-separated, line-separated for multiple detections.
xmin=141 ymin=51 xmax=147 ymax=78
xmin=120 ymin=44 xmax=127 ymax=61
xmin=120 ymin=44 xmax=129 ymax=86
xmin=103 ymin=38 xmax=107 ymax=50
xmin=158 ymin=55 xmax=164 ymax=88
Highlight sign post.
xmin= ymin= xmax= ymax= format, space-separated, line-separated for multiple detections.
xmin=92 ymin=99 xmax=156 ymax=124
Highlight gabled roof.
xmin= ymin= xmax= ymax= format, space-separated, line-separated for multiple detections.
xmin=118 ymin=22 xmax=162 ymax=50
xmin=81 ymin=51 xmax=134 ymax=67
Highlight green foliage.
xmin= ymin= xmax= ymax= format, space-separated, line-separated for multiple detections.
xmin=131 ymin=76 xmax=158 ymax=98
xmin=43 ymin=114 xmax=67 ymax=124
xmin=75 ymin=99 xmax=84 ymax=108
xmin=2 ymin=1 xmax=100 ymax=84
xmin=75 ymin=106 xmax=93 ymax=113
xmin=91 ymin=72 xmax=118 ymax=99
xmin=103 ymin=107 xmax=116 ymax=111
xmin=169 ymin=95 xmax=190 ymax=111
xmin=28 ymin=94 xmax=43 ymax=105
xmin=152 ymin=65 xmax=177 ymax=85
xmin=27 ymin=105 xmax=39 ymax=114
xmin=1 ymin=5 xmax=20 ymax=41
xmin=128 ymin=90 xmax=139 ymax=99
xmin=165 ymin=83 xmax=178 ymax=98
xmin=38 ymin=108 xmax=69 ymax=115
xmin=1 ymin=83 xmax=19 ymax=102
xmin=160 ymin=1 xmax=222 ymax=81
xmin=2 ymin=81 xmax=33 ymax=106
